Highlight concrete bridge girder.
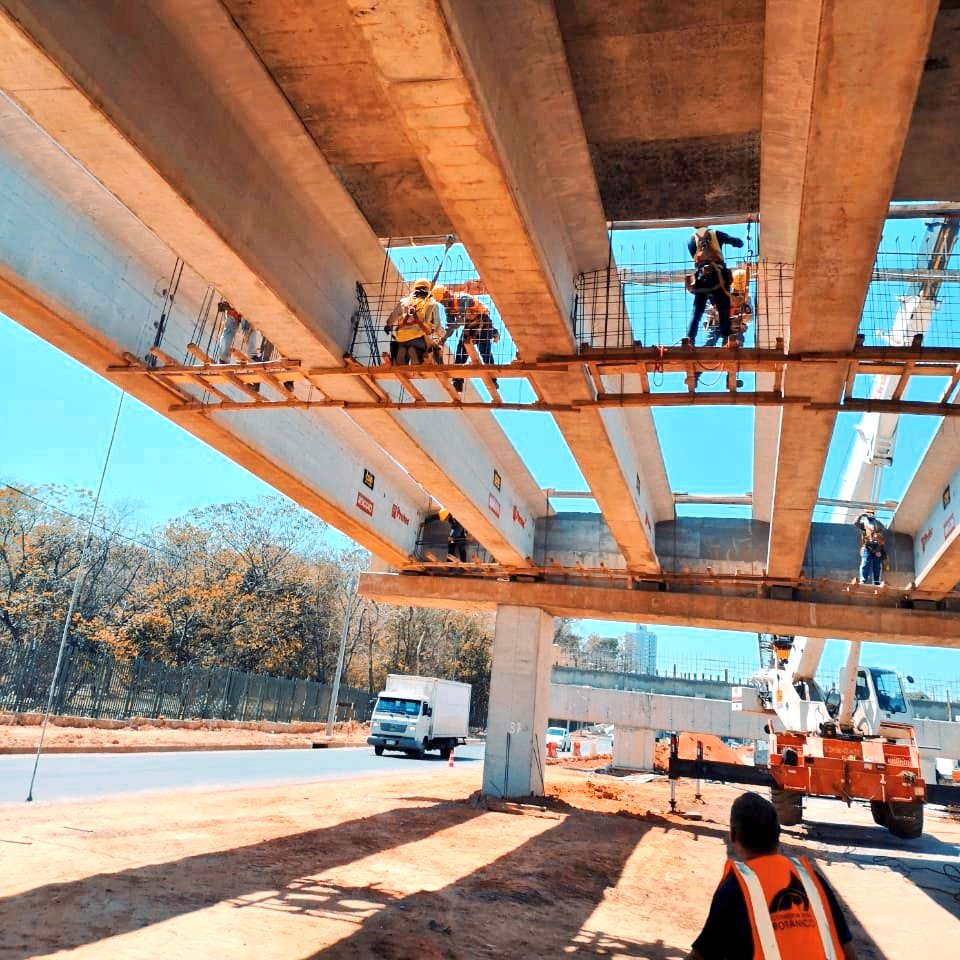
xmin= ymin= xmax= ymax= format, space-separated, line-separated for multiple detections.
xmin=344 ymin=0 xmax=673 ymax=574
xmin=0 ymin=106 xmax=429 ymax=563
xmin=0 ymin=0 xmax=546 ymax=565
xmin=759 ymin=1 xmax=939 ymax=578
xmin=360 ymin=572 xmax=960 ymax=648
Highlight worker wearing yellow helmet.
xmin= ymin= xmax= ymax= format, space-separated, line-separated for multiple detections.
xmin=383 ymin=278 xmax=443 ymax=365
xmin=432 ymin=282 xmax=500 ymax=393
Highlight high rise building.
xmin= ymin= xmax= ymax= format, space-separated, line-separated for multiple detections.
xmin=623 ymin=624 xmax=657 ymax=675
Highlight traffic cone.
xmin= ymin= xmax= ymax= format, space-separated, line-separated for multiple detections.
xmin=448 ymin=747 xmax=455 ymax=768
xmin=573 ymin=741 xmax=581 ymax=758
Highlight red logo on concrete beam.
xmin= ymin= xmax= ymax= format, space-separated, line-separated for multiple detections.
xmin=488 ymin=494 xmax=501 ymax=518
xmin=391 ymin=504 xmax=409 ymax=525
xmin=945 ymin=513 xmax=956 ymax=539
xmin=356 ymin=492 xmax=374 ymax=516
xmin=512 ymin=505 xmax=526 ymax=528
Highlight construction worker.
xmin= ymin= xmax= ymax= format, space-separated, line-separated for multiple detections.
xmin=384 ymin=279 xmax=443 ymax=365
xmin=433 ymin=283 xmax=500 ymax=393
xmin=854 ymin=508 xmax=887 ymax=586
xmin=704 ymin=267 xmax=752 ymax=348
xmin=685 ymin=227 xmax=744 ymax=347
xmin=215 ymin=300 xmax=248 ymax=363
xmin=439 ymin=508 xmax=468 ymax=563
xmin=688 ymin=792 xmax=858 ymax=960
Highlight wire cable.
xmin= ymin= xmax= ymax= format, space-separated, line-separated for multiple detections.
xmin=25 ymin=390 xmax=125 ymax=802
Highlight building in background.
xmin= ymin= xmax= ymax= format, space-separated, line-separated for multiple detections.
xmin=623 ymin=624 xmax=657 ymax=675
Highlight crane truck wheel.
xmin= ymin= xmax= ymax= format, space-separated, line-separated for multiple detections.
xmin=883 ymin=801 xmax=923 ymax=839
xmin=374 ymin=745 xmax=384 ymax=757
xmin=771 ymin=787 xmax=803 ymax=826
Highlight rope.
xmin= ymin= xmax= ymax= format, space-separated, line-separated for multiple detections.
xmin=25 ymin=389 xmax=126 ymax=802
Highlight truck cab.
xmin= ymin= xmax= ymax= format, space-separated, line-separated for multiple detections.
xmin=843 ymin=666 xmax=914 ymax=739
xmin=369 ymin=692 xmax=433 ymax=756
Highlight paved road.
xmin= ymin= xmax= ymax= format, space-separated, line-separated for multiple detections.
xmin=0 ymin=743 xmax=486 ymax=805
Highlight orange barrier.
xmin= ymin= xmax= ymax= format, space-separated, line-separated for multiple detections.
xmin=546 ymin=741 xmax=557 ymax=758
xmin=448 ymin=747 xmax=455 ymax=768
xmin=572 ymin=741 xmax=581 ymax=757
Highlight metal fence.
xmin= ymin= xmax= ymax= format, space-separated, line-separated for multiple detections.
xmin=0 ymin=639 xmax=373 ymax=725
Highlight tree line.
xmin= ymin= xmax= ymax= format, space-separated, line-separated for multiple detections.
xmin=0 ymin=485 xmax=495 ymax=714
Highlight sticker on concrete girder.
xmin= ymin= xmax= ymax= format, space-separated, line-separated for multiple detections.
xmin=356 ymin=492 xmax=374 ymax=516
xmin=391 ymin=503 xmax=409 ymax=525
xmin=488 ymin=493 xmax=501 ymax=518
xmin=921 ymin=527 xmax=934 ymax=553
xmin=944 ymin=485 xmax=952 ymax=510
xmin=362 ymin=468 xmax=375 ymax=490
xmin=512 ymin=505 xmax=526 ymax=528
xmin=945 ymin=513 xmax=956 ymax=539
xmin=493 ymin=469 xmax=502 ymax=491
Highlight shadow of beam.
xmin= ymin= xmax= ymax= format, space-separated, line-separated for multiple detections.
xmin=299 ymin=808 xmax=690 ymax=959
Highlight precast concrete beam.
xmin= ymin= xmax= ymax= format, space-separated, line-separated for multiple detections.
xmin=892 ymin=420 xmax=960 ymax=597
xmin=346 ymin=0 xmax=672 ymax=572
xmin=0 ymin=0 xmax=544 ymax=564
xmin=0 ymin=113 xmax=426 ymax=564
xmin=758 ymin=0 xmax=938 ymax=577
xmin=359 ymin=573 xmax=960 ymax=648
xmin=550 ymin=685 xmax=767 ymax=742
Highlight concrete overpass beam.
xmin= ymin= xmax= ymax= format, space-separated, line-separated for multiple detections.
xmin=346 ymin=0 xmax=672 ymax=572
xmin=0 ymin=115 xmax=426 ymax=563
xmin=360 ymin=573 xmax=960 ymax=647
xmin=482 ymin=605 xmax=555 ymax=798
xmin=759 ymin=0 xmax=939 ymax=577
xmin=0 ymin=0 xmax=545 ymax=564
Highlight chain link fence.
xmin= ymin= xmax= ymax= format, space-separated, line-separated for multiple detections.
xmin=0 ymin=639 xmax=373 ymax=724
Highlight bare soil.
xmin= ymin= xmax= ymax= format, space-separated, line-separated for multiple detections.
xmin=1 ymin=737 xmax=957 ymax=959
xmin=0 ymin=712 xmax=370 ymax=752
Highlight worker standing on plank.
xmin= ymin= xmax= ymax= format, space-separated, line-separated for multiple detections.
xmin=215 ymin=300 xmax=248 ymax=363
xmin=854 ymin=508 xmax=887 ymax=586
xmin=685 ymin=227 xmax=744 ymax=347
xmin=384 ymin=279 xmax=442 ymax=365
xmin=439 ymin=508 xmax=469 ymax=563
xmin=433 ymin=283 xmax=500 ymax=393
xmin=688 ymin=792 xmax=858 ymax=960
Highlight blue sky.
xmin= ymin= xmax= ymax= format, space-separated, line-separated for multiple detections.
xmin=4 ymin=218 xmax=959 ymax=691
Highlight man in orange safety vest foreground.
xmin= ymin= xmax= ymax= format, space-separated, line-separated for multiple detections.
xmin=688 ymin=792 xmax=858 ymax=959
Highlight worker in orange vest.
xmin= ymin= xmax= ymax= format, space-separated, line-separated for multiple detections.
xmin=688 ymin=792 xmax=858 ymax=959
xmin=433 ymin=283 xmax=500 ymax=392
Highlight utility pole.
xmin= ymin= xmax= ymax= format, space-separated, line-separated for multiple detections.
xmin=325 ymin=575 xmax=357 ymax=738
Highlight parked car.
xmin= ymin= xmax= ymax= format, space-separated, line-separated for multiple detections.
xmin=545 ymin=726 xmax=570 ymax=753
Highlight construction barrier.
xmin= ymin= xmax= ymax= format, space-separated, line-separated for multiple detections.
xmin=547 ymin=741 xmax=557 ymax=758
xmin=572 ymin=740 xmax=581 ymax=757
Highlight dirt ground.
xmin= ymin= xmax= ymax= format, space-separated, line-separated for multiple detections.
xmin=0 ymin=713 xmax=370 ymax=752
xmin=1 ymin=744 xmax=958 ymax=959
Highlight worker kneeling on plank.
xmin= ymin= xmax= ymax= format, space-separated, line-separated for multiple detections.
xmin=439 ymin=508 xmax=469 ymax=563
xmin=685 ymin=227 xmax=744 ymax=347
xmin=384 ymin=279 xmax=443 ymax=365
xmin=689 ymin=792 xmax=858 ymax=960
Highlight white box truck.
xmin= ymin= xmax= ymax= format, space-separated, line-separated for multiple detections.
xmin=367 ymin=674 xmax=471 ymax=758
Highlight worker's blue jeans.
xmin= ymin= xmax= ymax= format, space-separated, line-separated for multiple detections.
xmin=859 ymin=547 xmax=884 ymax=585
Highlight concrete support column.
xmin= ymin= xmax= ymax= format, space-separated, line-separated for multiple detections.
xmin=612 ymin=728 xmax=657 ymax=772
xmin=482 ymin=605 xmax=555 ymax=798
